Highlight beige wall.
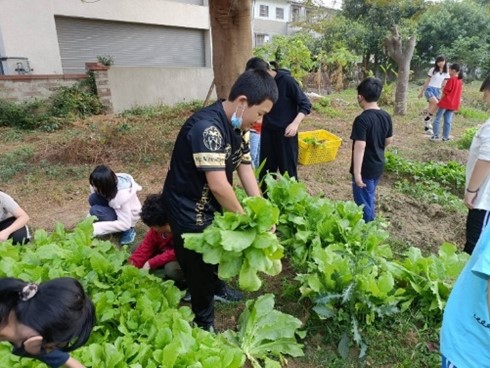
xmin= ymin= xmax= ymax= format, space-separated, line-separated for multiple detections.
xmin=0 ymin=0 xmax=210 ymax=74
xmin=108 ymin=67 xmax=215 ymax=113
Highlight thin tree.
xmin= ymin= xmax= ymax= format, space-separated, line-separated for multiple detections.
xmin=384 ymin=25 xmax=416 ymax=116
xmin=208 ymin=0 xmax=252 ymax=99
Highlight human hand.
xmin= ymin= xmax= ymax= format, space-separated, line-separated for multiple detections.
xmin=142 ymin=261 xmax=151 ymax=270
xmin=354 ymin=175 xmax=366 ymax=188
xmin=284 ymin=121 xmax=299 ymax=137
xmin=464 ymin=192 xmax=478 ymax=209
xmin=0 ymin=230 xmax=9 ymax=242
xmin=270 ymin=224 xmax=276 ymax=234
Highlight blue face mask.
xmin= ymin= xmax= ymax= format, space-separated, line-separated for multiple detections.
xmin=231 ymin=105 xmax=245 ymax=129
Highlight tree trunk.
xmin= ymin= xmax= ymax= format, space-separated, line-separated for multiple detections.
xmin=209 ymin=0 xmax=252 ymax=99
xmin=384 ymin=25 xmax=416 ymax=116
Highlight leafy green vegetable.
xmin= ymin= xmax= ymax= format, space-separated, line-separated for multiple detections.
xmin=222 ymin=294 xmax=304 ymax=368
xmin=183 ymin=197 xmax=283 ymax=291
xmin=263 ymin=173 xmax=467 ymax=358
xmin=0 ymin=218 xmax=245 ymax=367
xmin=302 ymin=137 xmax=326 ymax=146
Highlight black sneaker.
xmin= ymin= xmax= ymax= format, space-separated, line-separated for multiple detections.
xmin=214 ymin=285 xmax=243 ymax=303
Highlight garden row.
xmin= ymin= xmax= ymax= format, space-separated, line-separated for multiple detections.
xmin=0 ymin=174 xmax=468 ymax=367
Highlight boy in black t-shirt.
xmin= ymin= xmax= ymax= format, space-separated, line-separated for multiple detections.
xmin=162 ymin=70 xmax=278 ymax=332
xmin=350 ymin=77 xmax=394 ymax=222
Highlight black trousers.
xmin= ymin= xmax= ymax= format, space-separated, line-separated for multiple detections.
xmin=465 ymin=208 xmax=490 ymax=254
xmin=169 ymin=219 xmax=224 ymax=329
xmin=0 ymin=217 xmax=30 ymax=245
xmin=259 ymin=126 xmax=299 ymax=185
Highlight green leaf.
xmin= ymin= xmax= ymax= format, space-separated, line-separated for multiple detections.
xmin=239 ymin=261 xmax=262 ymax=291
xmin=220 ymin=229 xmax=256 ymax=251
xmin=218 ymin=255 xmax=243 ymax=279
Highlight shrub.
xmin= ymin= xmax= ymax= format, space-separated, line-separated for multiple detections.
xmin=0 ymin=99 xmax=44 ymax=129
xmin=0 ymin=80 xmax=102 ymax=130
xmin=50 ymin=85 xmax=102 ymax=118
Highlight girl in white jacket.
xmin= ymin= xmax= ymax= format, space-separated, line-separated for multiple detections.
xmin=88 ymin=165 xmax=142 ymax=245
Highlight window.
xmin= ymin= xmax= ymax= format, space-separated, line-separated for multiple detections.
xmin=255 ymin=34 xmax=269 ymax=47
xmin=291 ymin=6 xmax=301 ymax=22
xmin=276 ymin=7 xmax=284 ymax=20
xmin=259 ymin=5 xmax=269 ymax=17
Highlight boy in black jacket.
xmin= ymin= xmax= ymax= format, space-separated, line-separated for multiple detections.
xmin=245 ymin=57 xmax=311 ymax=183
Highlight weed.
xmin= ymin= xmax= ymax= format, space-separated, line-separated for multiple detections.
xmin=0 ymin=147 xmax=34 ymax=182
xmin=458 ymin=106 xmax=489 ymax=121
xmin=379 ymin=82 xmax=395 ymax=107
xmin=50 ymin=85 xmax=102 ymax=118
xmin=457 ymin=127 xmax=478 ymax=150
xmin=0 ymin=99 xmax=45 ymax=129
xmin=313 ymin=97 xmax=342 ymax=118
xmin=0 ymin=128 xmax=26 ymax=142
xmin=120 ymin=100 xmax=203 ymax=118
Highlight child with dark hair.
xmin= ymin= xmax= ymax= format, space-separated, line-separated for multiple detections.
xmin=350 ymin=77 xmax=394 ymax=222
xmin=245 ymin=56 xmax=311 ymax=182
xmin=430 ymin=63 xmax=464 ymax=142
xmin=0 ymin=190 xmax=30 ymax=245
xmin=88 ymin=165 xmax=142 ymax=245
xmin=0 ymin=277 xmax=95 ymax=368
xmin=463 ymin=75 xmax=490 ymax=255
xmin=129 ymin=194 xmax=184 ymax=287
xmin=162 ymin=69 xmax=278 ymax=331
xmin=244 ymin=57 xmax=271 ymax=169
xmin=419 ymin=56 xmax=449 ymax=134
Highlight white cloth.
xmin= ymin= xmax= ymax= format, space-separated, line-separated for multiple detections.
xmin=466 ymin=119 xmax=490 ymax=211
xmin=92 ymin=173 xmax=143 ymax=236
xmin=427 ymin=67 xmax=450 ymax=88
xmin=0 ymin=191 xmax=20 ymax=222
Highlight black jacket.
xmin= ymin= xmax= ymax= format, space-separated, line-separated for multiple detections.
xmin=263 ymin=70 xmax=312 ymax=131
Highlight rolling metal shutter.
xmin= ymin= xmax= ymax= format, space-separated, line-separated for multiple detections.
xmin=55 ymin=16 xmax=206 ymax=73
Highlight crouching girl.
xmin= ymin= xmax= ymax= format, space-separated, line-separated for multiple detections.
xmin=0 ymin=277 xmax=96 ymax=368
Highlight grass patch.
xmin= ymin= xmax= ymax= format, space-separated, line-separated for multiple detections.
xmin=0 ymin=128 xmax=27 ymax=142
xmin=0 ymin=147 xmax=34 ymax=181
xmin=459 ymin=106 xmax=489 ymax=121
xmin=120 ymin=100 xmax=203 ymax=118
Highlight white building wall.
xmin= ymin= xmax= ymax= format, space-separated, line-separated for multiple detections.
xmin=252 ymin=0 xmax=291 ymax=23
xmin=0 ymin=0 xmax=209 ymax=74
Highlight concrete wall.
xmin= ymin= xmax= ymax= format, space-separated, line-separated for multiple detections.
xmin=0 ymin=74 xmax=86 ymax=103
xmin=107 ymin=67 xmax=215 ymax=113
xmin=0 ymin=0 xmax=210 ymax=74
